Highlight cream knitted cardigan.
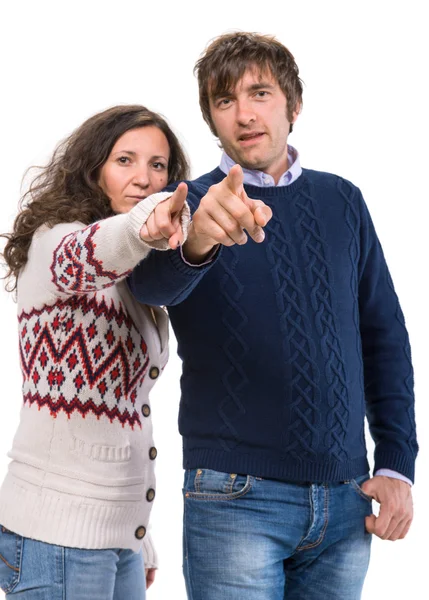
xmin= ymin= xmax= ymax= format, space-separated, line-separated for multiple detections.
xmin=0 ymin=192 xmax=190 ymax=568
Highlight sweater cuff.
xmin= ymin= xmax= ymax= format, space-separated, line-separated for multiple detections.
xmin=128 ymin=191 xmax=191 ymax=251
xmin=142 ymin=531 xmax=158 ymax=569
xmin=373 ymin=449 xmax=415 ymax=484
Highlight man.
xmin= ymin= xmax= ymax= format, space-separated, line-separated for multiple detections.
xmin=129 ymin=32 xmax=417 ymax=599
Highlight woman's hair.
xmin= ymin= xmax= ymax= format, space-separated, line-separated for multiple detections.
xmin=1 ymin=104 xmax=190 ymax=291
xmin=194 ymin=32 xmax=304 ymax=136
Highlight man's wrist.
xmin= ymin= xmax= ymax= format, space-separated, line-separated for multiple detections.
xmin=180 ymin=244 xmax=219 ymax=267
xmin=374 ymin=469 xmax=413 ymax=487
xmin=182 ymin=227 xmax=215 ymax=264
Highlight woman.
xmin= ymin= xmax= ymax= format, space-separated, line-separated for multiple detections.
xmin=0 ymin=105 xmax=190 ymax=599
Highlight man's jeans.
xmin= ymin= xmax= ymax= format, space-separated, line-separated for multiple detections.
xmin=0 ymin=527 xmax=146 ymax=599
xmin=183 ymin=469 xmax=372 ymax=600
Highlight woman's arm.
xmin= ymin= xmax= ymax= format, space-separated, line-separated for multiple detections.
xmin=32 ymin=190 xmax=190 ymax=298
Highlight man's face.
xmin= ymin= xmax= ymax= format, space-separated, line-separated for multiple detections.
xmin=209 ymin=68 xmax=299 ymax=183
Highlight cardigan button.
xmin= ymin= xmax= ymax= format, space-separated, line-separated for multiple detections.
xmin=149 ymin=366 xmax=159 ymax=379
xmin=142 ymin=404 xmax=151 ymax=417
xmin=149 ymin=447 xmax=157 ymax=460
xmin=146 ymin=488 xmax=156 ymax=502
xmin=135 ymin=526 xmax=146 ymax=540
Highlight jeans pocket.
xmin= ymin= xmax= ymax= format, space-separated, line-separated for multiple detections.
xmin=184 ymin=468 xmax=253 ymax=501
xmin=350 ymin=476 xmax=373 ymax=503
xmin=0 ymin=525 xmax=23 ymax=594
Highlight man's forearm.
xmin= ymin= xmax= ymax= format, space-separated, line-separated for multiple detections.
xmin=128 ymin=245 xmax=218 ymax=307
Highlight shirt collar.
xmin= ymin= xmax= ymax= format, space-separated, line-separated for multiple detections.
xmin=219 ymin=145 xmax=302 ymax=187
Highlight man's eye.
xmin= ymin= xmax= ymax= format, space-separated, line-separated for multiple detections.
xmin=256 ymin=91 xmax=268 ymax=98
xmin=218 ymin=98 xmax=231 ymax=107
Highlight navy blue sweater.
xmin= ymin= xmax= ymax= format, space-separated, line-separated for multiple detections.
xmin=128 ymin=167 xmax=418 ymax=483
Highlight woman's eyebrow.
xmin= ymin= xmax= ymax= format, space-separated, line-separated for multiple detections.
xmin=111 ymin=149 xmax=136 ymax=156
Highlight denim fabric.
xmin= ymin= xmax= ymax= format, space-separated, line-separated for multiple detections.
xmin=0 ymin=527 xmax=146 ymax=599
xmin=183 ymin=469 xmax=372 ymax=600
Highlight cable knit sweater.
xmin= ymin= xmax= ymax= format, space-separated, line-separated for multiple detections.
xmin=129 ymin=168 xmax=418 ymax=484
xmin=0 ymin=192 xmax=190 ymax=567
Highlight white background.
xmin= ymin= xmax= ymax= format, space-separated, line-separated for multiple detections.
xmin=0 ymin=1 xmax=427 ymax=598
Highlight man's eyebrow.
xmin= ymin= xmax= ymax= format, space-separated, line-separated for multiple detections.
xmin=247 ymin=82 xmax=276 ymax=91
xmin=211 ymin=90 xmax=235 ymax=102
xmin=211 ymin=81 xmax=276 ymax=101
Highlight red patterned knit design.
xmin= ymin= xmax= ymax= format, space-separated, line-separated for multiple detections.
xmin=19 ymin=295 xmax=149 ymax=428
xmin=51 ymin=223 xmax=132 ymax=294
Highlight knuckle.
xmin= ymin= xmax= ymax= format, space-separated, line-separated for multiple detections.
xmin=220 ymin=234 xmax=234 ymax=246
xmin=223 ymin=222 xmax=236 ymax=234
xmin=397 ymin=506 xmax=407 ymax=519
xmin=199 ymin=197 xmax=211 ymax=211
xmin=157 ymin=216 xmax=170 ymax=229
xmin=236 ymin=205 xmax=250 ymax=220
xmin=386 ymin=501 xmax=396 ymax=514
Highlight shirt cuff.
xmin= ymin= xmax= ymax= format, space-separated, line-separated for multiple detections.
xmin=374 ymin=469 xmax=412 ymax=486
xmin=179 ymin=244 xmax=220 ymax=267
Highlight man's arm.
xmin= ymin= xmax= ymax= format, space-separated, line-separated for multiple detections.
xmin=356 ymin=192 xmax=417 ymax=539
xmin=128 ymin=239 xmax=220 ymax=307
xmin=128 ymin=166 xmax=272 ymax=306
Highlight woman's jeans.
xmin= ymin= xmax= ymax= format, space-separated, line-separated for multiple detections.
xmin=0 ymin=527 xmax=146 ymax=599
xmin=183 ymin=469 xmax=372 ymax=600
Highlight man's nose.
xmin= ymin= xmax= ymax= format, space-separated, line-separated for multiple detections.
xmin=236 ymin=100 xmax=256 ymax=126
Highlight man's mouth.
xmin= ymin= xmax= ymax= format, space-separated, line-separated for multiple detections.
xmin=238 ymin=132 xmax=265 ymax=144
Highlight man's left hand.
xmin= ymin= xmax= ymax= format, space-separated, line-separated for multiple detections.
xmin=361 ymin=476 xmax=413 ymax=541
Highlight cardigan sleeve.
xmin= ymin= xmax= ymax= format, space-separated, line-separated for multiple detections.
xmin=128 ymin=187 xmax=221 ymax=307
xmin=357 ymin=194 xmax=418 ymax=482
xmin=31 ymin=192 xmax=190 ymax=298
xmin=142 ymin=530 xmax=158 ymax=570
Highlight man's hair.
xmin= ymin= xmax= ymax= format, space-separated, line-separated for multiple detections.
xmin=194 ymin=32 xmax=304 ymax=136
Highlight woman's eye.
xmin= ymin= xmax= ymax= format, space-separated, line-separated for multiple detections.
xmin=117 ymin=156 xmax=130 ymax=165
xmin=153 ymin=162 xmax=167 ymax=170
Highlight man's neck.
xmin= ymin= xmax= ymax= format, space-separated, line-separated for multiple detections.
xmin=219 ymin=146 xmax=301 ymax=188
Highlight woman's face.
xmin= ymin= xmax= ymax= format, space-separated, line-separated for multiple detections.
xmin=98 ymin=126 xmax=170 ymax=214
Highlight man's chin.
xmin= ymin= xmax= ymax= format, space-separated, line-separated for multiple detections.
xmin=229 ymin=150 xmax=262 ymax=170
xmin=238 ymin=158 xmax=267 ymax=172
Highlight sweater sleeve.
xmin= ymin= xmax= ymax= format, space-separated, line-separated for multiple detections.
xmin=128 ymin=188 xmax=221 ymax=307
xmin=142 ymin=531 xmax=158 ymax=570
xmin=358 ymin=194 xmax=418 ymax=482
xmin=37 ymin=192 xmax=190 ymax=297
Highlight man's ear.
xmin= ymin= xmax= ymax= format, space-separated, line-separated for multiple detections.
xmin=291 ymin=102 xmax=302 ymax=124
xmin=289 ymin=102 xmax=301 ymax=134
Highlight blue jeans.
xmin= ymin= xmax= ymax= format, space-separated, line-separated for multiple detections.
xmin=183 ymin=469 xmax=372 ymax=600
xmin=0 ymin=527 xmax=146 ymax=599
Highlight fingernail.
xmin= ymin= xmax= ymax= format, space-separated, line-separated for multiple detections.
xmin=255 ymin=231 xmax=265 ymax=243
